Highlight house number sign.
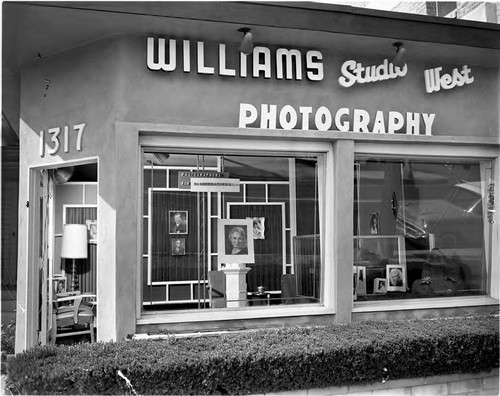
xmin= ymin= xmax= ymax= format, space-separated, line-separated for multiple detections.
xmin=39 ymin=123 xmax=86 ymax=157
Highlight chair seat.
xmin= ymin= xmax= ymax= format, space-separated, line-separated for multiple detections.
xmin=56 ymin=305 xmax=94 ymax=327
xmin=51 ymin=293 xmax=96 ymax=344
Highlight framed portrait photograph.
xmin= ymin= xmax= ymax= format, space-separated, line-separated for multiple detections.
xmin=353 ymin=266 xmax=367 ymax=296
xmin=171 ymin=237 xmax=186 ymax=256
xmin=86 ymin=219 xmax=97 ymax=243
xmin=53 ymin=277 xmax=66 ymax=295
xmin=248 ymin=217 xmax=265 ymax=239
xmin=386 ymin=264 xmax=407 ymax=292
xmin=369 ymin=211 xmax=380 ymax=235
xmin=218 ymin=218 xmax=255 ymax=265
xmin=169 ymin=210 xmax=188 ymax=235
xmin=373 ymin=278 xmax=387 ymax=294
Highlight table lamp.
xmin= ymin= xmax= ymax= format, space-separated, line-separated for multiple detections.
xmin=61 ymin=224 xmax=88 ymax=291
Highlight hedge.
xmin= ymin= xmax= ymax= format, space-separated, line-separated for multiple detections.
xmin=6 ymin=314 xmax=499 ymax=395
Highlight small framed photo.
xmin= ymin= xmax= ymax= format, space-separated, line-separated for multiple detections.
xmin=169 ymin=211 xmax=188 ymax=234
xmin=373 ymin=278 xmax=387 ymax=294
xmin=171 ymin=237 xmax=186 ymax=256
xmin=53 ymin=278 xmax=66 ymax=295
xmin=86 ymin=220 xmax=97 ymax=243
xmin=386 ymin=264 xmax=406 ymax=292
xmin=248 ymin=217 xmax=265 ymax=239
xmin=353 ymin=266 xmax=367 ymax=296
xmin=218 ymin=218 xmax=255 ymax=265
xmin=369 ymin=211 xmax=380 ymax=235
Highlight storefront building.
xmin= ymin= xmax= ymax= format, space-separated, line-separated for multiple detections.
xmin=12 ymin=2 xmax=499 ymax=352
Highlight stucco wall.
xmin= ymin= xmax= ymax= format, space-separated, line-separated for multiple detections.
xmin=117 ymin=35 xmax=497 ymax=138
xmin=17 ymin=37 xmax=127 ymax=347
xmin=16 ymin=31 xmax=500 ymax=348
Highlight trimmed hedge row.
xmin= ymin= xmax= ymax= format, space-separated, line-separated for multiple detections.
xmin=6 ymin=315 xmax=499 ymax=395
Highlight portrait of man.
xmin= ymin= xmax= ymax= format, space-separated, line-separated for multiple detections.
xmin=171 ymin=238 xmax=186 ymax=256
xmin=169 ymin=211 xmax=188 ymax=234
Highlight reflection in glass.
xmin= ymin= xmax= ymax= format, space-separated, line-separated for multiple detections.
xmin=142 ymin=152 xmax=322 ymax=311
xmin=354 ymin=158 xmax=490 ymax=301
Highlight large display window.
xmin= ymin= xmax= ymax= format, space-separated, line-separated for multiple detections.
xmin=353 ymin=157 xmax=494 ymax=301
xmin=142 ymin=152 xmax=323 ymax=311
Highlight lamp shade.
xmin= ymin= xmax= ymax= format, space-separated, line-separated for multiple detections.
xmin=53 ymin=166 xmax=75 ymax=184
xmin=61 ymin=224 xmax=88 ymax=259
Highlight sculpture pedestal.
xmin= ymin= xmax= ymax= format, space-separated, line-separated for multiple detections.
xmin=221 ymin=263 xmax=251 ymax=308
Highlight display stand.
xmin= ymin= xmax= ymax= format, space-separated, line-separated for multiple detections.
xmin=221 ymin=263 xmax=251 ymax=307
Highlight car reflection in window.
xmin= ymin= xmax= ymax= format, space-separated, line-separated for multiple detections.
xmin=397 ymin=181 xmax=483 ymax=249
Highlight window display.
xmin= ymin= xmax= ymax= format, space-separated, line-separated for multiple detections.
xmin=354 ymin=158 xmax=492 ymax=300
xmin=142 ymin=152 xmax=322 ymax=310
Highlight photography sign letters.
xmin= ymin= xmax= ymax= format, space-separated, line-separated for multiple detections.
xmin=146 ymin=37 xmax=476 ymax=137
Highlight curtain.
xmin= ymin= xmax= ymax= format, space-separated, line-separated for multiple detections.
xmin=151 ymin=191 xmax=200 ymax=282
xmin=229 ymin=204 xmax=283 ymax=291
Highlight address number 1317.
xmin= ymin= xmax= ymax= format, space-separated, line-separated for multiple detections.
xmin=39 ymin=123 xmax=86 ymax=157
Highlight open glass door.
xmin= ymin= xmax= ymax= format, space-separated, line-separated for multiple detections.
xmin=35 ymin=169 xmax=55 ymax=345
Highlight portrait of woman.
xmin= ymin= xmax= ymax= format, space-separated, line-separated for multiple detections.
xmin=218 ymin=219 xmax=255 ymax=265
xmin=249 ymin=217 xmax=265 ymax=239
xmin=386 ymin=264 xmax=406 ymax=292
xmin=226 ymin=226 xmax=248 ymax=255
xmin=373 ymin=278 xmax=386 ymax=294
xmin=53 ymin=278 xmax=66 ymax=295
xmin=369 ymin=212 xmax=380 ymax=235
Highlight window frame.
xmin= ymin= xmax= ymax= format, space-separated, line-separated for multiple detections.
xmin=138 ymin=134 xmax=336 ymax=324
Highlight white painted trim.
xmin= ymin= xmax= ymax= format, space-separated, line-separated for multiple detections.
xmin=132 ymin=123 xmax=499 ymax=147
xmin=152 ymin=280 xmax=208 ymax=285
xmin=241 ymin=181 xmax=289 ymax=185
xmin=355 ymin=142 xmax=498 ymax=158
xmin=57 ymin=181 xmax=97 ymax=185
xmin=139 ymin=132 xmax=333 ymax=315
xmin=289 ymin=159 xmax=297 ymax=273
xmin=140 ymin=135 xmax=331 ymax=156
xmin=353 ymin=296 xmax=499 ymax=312
xmin=26 ymin=156 xmax=100 ymax=171
xmin=138 ymin=304 xmax=332 ymax=324
xmin=147 ymin=188 xmax=153 ymax=285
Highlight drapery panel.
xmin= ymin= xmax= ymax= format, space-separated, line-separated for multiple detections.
xmin=293 ymin=234 xmax=320 ymax=299
xmin=229 ymin=204 xmax=284 ymax=292
xmin=151 ymin=190 xmax=200 ymax=282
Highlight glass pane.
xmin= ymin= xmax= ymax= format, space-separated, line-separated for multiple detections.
xmin=142 ymin=151 xmax=323 ymax=311
xmin=354 ymin=158 xmax=489 ymax=301
xmin=246 ymin=184 xmax=266 ymax=202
